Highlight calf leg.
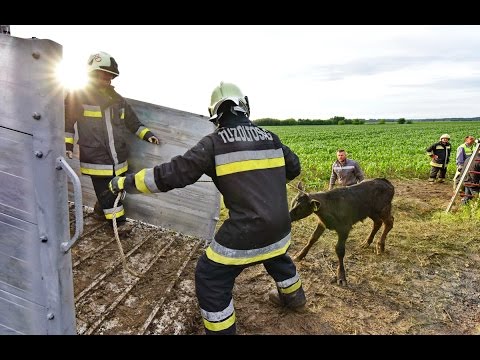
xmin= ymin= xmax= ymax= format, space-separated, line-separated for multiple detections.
xmin=294 ymin=223 xmax=325 ymax=261
xmin=376 ymin=214 xmax=394 ymax=255
xmin=361 ymin=217 xmax=382 ymax=249
xmin=335 ymin=231 xmax=349 ymax=286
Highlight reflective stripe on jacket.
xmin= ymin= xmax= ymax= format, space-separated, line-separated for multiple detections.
xmin=426 ymin=141 xmax=451 ymax=168
xmin=64 ymin=85 xmax=155 ymax=176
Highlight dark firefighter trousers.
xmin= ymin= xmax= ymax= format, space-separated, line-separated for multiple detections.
xmin=195 ymin=252 xmax=299 ymax=335
xmin=429 ymin=166 xmax=447 ymax=181
xmin=91 ymin=176 xmax=126 ymax=225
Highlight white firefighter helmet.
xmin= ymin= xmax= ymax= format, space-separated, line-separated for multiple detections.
xmin=208 ymin=82 xmax=250 ymax=120
xmin=87 ymin=51 xmax=119 ymax=78
xmin=439 ymin=134 xmax=451 ymax=141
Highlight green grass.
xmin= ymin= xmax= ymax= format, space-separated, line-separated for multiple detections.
xmin=265 ymin=122 xmax=477 ymax=191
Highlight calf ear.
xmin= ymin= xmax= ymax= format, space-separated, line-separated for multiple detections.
xmin=297 ymin=181 xmax=304 ymax=191
xmin=310 ymin=199 xmax=320 ymax=212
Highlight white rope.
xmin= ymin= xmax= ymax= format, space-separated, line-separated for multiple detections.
xmin=112 ymin=191 xmax=141 ymax=278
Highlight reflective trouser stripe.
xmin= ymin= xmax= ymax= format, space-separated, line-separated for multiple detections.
xmin=279 ymin=279 xmax=302 ymax=294
xmin=200 ymin=298 xmax=236 ymax=333
xmin=276 ymin=271 xmax=301 ymax=294
xmin=203 ymin=312 xmax=236 ymax=332
xmin=104 ymin=205 xmax=125 ymax=219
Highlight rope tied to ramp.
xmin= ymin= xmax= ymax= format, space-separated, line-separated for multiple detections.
xmin=112 ymin=191 xmax=141 ymax=278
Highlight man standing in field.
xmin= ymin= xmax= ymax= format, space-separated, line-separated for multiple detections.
xmin=328 ymin=149 xmax=365 ymax=190
xmin=426 ymin=134 xmax=452 ymax=184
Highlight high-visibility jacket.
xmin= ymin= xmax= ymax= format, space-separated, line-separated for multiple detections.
xmin=122 ymin=112 xmax=301 ymax=265
xmin=426 ymin=141 xmax=451 ymax=168
xmin=65 ymin=84 xmax=155 ymax=177
xmin=456 ymin=142 xmax=475 ymax=167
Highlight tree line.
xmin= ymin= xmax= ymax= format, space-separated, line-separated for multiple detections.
xmin=252 ymin=116 xmax=480 ymax=126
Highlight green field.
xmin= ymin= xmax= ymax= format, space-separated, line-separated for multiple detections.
xmin=265 ymin=122 xmax=478 ymax=191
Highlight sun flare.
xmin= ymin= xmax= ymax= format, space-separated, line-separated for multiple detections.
xmin=55 ymin=58 xmax=88 ymax=90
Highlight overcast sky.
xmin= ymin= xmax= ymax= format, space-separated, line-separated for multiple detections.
xmin=10 ymin=25 xmax=480 ymax=120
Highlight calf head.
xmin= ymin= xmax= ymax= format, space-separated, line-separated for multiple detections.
xmin=289 ymin=181 xmax=320 ymax=222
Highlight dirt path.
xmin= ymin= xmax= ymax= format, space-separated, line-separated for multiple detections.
xmin=71 ymin=179 xmax=480 ymax=335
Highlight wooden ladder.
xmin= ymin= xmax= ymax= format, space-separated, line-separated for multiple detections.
xmin=446 ymin=140 xmax=480 ymax=212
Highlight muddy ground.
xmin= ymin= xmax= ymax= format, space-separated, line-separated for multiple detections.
xmin=71 ymin=179 xmax=480 ymax=335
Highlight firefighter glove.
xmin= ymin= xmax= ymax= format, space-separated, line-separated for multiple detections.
xmin=109 ymin=176 xmax=126 ymax=195
xmin=66 ymin=150 xmax=73 ymax=159
xmin=148 ymin=135 xmax=160 ymax=145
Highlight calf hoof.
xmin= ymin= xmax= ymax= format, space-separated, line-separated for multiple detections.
xmin=360 ymin=240 xmax=371 ymax=248
xmin=375 ymin=244 xmax=385 ymax=255
xmin=337 ymin=278 xmax=347 ymax=287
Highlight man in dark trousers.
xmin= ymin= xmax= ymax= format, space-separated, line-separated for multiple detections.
xmin=108 ymin=82 xmax=306 ymax=335
xmin=426 ymin=134 xmax=452 ymax=184
xmin=65 ymin=51 xmax=159 ymax=236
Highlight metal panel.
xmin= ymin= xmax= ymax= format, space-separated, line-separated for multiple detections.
xmin=0 ymin=128 xmax=36 ymax=223
xmin=0 ymin=289 xmax=46 ymax=335
xmin=0 ymin=34 xmax=76 ymax=334
xmin=0 ymin=211 xmax=43 ymax=305
xmin=67 ymin=99 xmax=220 ymax=241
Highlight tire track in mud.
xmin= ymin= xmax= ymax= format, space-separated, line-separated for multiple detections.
xmin=93 ymin=238 xmax=201 ymax=334
xmin=72 ymin=220 xmax=202 ymax=334
xmin=70 ymin=207 xmax=206 ymax=335
xmin=71 ymin=221 xmax=155 ymax=297
xmin=74 ymin=226 xmax=171 ymax=334
xmin=144 ymin=245 xmax=204 ymax=335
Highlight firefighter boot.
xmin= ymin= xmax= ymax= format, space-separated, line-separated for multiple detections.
xmin=92 ymin=201 xmax=106 ymax=221
xmin=268 ymin=286 xmax=306 ymax=310
xmin=110 ymin=221 xmax=135 ymax=239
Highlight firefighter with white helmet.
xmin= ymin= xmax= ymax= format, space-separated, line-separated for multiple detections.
xmin=86 ymin=51 xmax=121 ymax=78
xmin=108 ymin=81 xmax=306 ymax=334
xmin=64 ymin=51 xmax=160 ymax=236
xmin=426 ymin=134 xmax=452 ymax=183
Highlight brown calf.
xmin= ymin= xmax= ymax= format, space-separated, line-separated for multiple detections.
xmin=289 ymin=178 xmax=394 ymax=286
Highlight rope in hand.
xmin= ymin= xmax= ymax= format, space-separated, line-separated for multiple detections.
xmin=112 ymin=191 xmax=141 ymax=278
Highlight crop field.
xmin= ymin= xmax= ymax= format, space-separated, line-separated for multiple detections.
xmin=265 ymin=121 xmax=477 ymax=191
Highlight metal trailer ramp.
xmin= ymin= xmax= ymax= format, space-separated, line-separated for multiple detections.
xmin=0 ymin=34 xmax=77 ymax=334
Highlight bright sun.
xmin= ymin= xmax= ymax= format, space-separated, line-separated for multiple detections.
xmin=55 ymin=57 xmax=88 ymax=90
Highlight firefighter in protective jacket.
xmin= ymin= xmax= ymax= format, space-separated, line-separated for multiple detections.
xmin=426 ymin=134 xmax=451 ymax=183
xmin=108 ymin=82 xmax=306 ymax=334
xmin=65 ymin=51 xmax=159 ymax=231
